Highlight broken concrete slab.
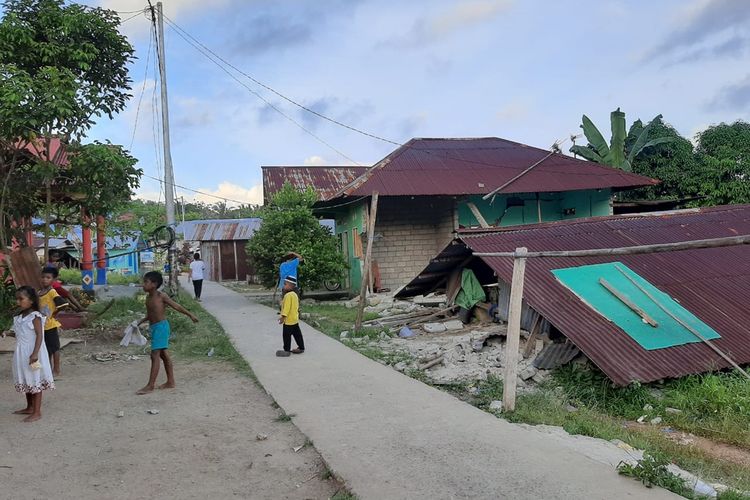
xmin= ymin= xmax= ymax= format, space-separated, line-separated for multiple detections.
xmin=423 ymin=323 xmax=447 ymax=334
xmin=520 ymin=366 xmax=538 ymax=381
xmin=489 ymin=400 xmax=503 ymax=412
xmin=443 ymin=319 xmax=464 ymax=331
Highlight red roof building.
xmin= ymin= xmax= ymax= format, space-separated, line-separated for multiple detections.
xmin=264 ymin=137 xmax=657 ymax=293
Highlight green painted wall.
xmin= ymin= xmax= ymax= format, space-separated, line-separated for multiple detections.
xmin=457 ymin=189 xmax=612 ymax=228
xmin=329 ymin=201 xmax=366 ymax=292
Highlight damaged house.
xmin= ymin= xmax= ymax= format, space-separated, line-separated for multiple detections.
xmin=398 ymin=204 xmax=750 ymax=385
xmin=263 ymin=137 xmax=657 ymax=293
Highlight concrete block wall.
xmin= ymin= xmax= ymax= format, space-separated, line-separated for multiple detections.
xmin=370 ymin=196 xmax=455 ymax=291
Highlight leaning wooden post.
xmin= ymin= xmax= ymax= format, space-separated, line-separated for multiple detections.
xmin=503 ymin=247 xmax=528 ymax=412
xmin=355 ymin=192 xmax=379 ymax=331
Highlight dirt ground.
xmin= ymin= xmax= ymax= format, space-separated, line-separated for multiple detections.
xmin=0 ymin=341 xmax=341 ymax=500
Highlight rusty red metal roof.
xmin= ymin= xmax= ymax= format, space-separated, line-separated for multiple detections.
xmin=400 ymin=205 xmax=750 ymax=385
xmin=334 ymin=137 xmax=657 ymax=198
xmin=262 ymin=166 xmax=369 ymax=202
xmin=17 ymin=137 xmax=69 ymax=166
xmin=186 ymin=219 xmax=262 ymax=241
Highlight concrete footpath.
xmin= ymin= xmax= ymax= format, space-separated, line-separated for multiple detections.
xmin=196 ymin=280 xmax=676 ymax=500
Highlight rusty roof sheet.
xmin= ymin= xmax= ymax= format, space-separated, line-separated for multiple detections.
xmin=334 ymin=137 xmax=657 ymax=198
xmin=399 ymin=205 xmax=750 ymax=385
xmin=184 ymin=218 xmax=262 ymax=241
xmin=262 ymin=166 xmax=369 ymax=202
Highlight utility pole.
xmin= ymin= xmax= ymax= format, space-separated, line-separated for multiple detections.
xmin=152 ymin=1 xmax=178 ymax=293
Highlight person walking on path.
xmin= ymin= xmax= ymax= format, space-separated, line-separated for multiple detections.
xmin=2 ymin=286 xmax=55 ymax=422
xmin=188 ymin=253 xmax=206 ymax=301
xmin=276 ymin=275 xmax=304 ymax=357
xmin=137 ymin=271 xmax=199 ymax=394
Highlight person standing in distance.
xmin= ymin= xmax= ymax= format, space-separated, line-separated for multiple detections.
xmin=188 ymin=253 xmax=206 ymax=301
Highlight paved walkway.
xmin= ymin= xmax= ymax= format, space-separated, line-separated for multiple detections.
xmin=196 ymin=280 xmax=676 ymax=500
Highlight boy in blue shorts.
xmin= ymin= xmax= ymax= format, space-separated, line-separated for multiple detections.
xmin=137 ymin=271 xmax=198 ymax=395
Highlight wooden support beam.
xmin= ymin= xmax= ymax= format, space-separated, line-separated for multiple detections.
xmin=503 ymin=247 xmax=527 ymax=412
xmin=355 ymin=192 xmax=379 ymax=331
xmin=522 ymin=314 xmax=543 ymax=359
xmin=614 ymin=264 xmax=750 ymax=380
xmin=598 ymin=278 xmax=658 ymax=327
xmin=466 ymin=202 xmax=489 ymax=228
xmin=473 ymin=234 xmax=750 ymax=259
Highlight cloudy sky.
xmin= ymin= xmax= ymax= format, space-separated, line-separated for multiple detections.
xmin=79 ymin=0 xmax=750 ymax=205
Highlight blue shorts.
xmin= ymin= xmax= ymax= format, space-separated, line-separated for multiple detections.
xmin=150 ymin=320 xmax=171 ymax=350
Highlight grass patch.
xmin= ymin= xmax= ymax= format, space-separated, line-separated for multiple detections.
xmin=88 ymin=292 xmax=256 ymax=380
xmin=331 ymin=491 xmax=357 ymax=500
xmin=617 ymin=451 xmax=694 ymax=497
xmin=466 ymin=373 xmax=750 ymax=492
xmin=275 ymin=412 xmax=296 ymax=422
xmin=553 ymin=363 xmax=750 ymax=448
xmin=59 ymin=268 xmax=140 ymax=285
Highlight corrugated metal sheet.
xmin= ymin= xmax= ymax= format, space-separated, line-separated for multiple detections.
xmin=334 ymin=138 xmax=657 ymax=198
xmin=182 ymin=218 xmax=262 ymax=241
xmin=262 ymin=166 xmax=369 ymax=202
xmin=533 ymin=342 xmax=581 ymax=370
xmin=400 ymin=204 xmax=750 ymax=385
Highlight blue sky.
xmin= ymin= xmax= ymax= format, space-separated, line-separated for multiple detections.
xmin=80 ymin=0 xmax=750 ymax=205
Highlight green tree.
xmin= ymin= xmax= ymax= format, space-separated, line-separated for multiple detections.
xmin=246 ymin=183 xmax=346 ymax=290
xmin=693 ymin=121 xmax=750 ymax=205
xmin=624 ymin=117 xmax=701 ymax=201
xmin=570 ymin=108 xmax=675 ymax=171
xmin=0 ymin=0 xmax=135 ymax=246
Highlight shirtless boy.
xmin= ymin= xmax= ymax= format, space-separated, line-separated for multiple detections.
xmin=137 ymin=271 xmax=198 ymax=395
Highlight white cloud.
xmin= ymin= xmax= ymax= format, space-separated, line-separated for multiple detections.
xmin=428 ymin=0 xmax=514 ymax=39
xmin=134 ymin=190 xmax=163 ymax=202
xmin=303 ymin=155 xmax=327 ymax=166
xmin=187 ymin=181 xmax=263 ymax=206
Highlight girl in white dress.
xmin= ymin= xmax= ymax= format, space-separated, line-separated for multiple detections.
xmin=2 ymin=286 xmax=55 ymax=422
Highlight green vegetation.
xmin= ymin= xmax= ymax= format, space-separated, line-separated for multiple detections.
xmin=274 ymin=412 xmax=296 ymax=423
xmin=617 ymin=452 xmax=693 ymax=497
xmin=59 ymin=268 xmax=141 ymax=286
xmin=246 ymin=182 xmax=347 ymax=290
xmin=570 ymin=108 xmax=675 ymax=171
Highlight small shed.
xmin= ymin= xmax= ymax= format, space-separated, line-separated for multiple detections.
xmin=182 ymin=218 xmax=261 ymax=281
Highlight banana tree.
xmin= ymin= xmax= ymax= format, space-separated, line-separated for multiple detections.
xmin=570 ymin=108 xmax=675 ymax=171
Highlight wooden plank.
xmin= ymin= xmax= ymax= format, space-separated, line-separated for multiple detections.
xmin=503 ymin=247 xmax=528 ymax=412
xmin=473 ymin=234 xmax=750 ymax=259
xmin=598 ymin=278 xmax=658 ymax=327
xmin=355 ymin=192 xmax=379 ymax=331
xmin=522 ymin=314 xmax=543 ymax=359
xmin=7 ymin=247 xmax=42 ymax=289
xmin=466 ymin=202 xmax=489 ymax=228
xmin=614 ymin=264 xmax=750 ymax=380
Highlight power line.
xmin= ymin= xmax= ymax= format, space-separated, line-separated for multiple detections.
xmin=162 ymin=14 xmax=401 ymax=147
xmin=118 ymin=11 xmax=144 ymax=25
xmin=160 ymin=17 xmax=361 ymax=165
xmin=129 ymin=26 xmax=155 ymax=150
xmin=141 ymin=172 xmax=255 ymax=206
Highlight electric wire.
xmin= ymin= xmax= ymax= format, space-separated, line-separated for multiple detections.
xmin=129 ymin=26 xmax=155 ymax=150
xmin=161 ymin=17 xmax=361 ymax=165
xmin=162 ymin=13 xmax=400 ymax=147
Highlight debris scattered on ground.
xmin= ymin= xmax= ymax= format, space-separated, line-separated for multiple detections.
xmin=665 ymin=407 xmax=682 ymax=414
xmin=293 ymin=445 xmax=304 ymax=453
xmin=207 ymin=347 xmax=215 ymax=357
xmin=489 ymin=400 xmax=503 ymax=412
xmin=256 ymin=433 xmax=268 ymax=441
xmin=117 ymin=411 xmax=124 ymax=418
xmin=146 ymin=409 xmax=159 ymax=415
xmin=398 ymin=327 xmax=415 ymax=338
xmin=423 ymin=322 xmax=447 ymax=334
xmin=339 ymin=331 xmax=349 ymax=339
xmin=91 ymin=352 xmax=142 ymax=362
xmin=643 ymin=404 xmax=654 ymax=411
xmin=650 ymin=416 xmax=663 ymax=425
